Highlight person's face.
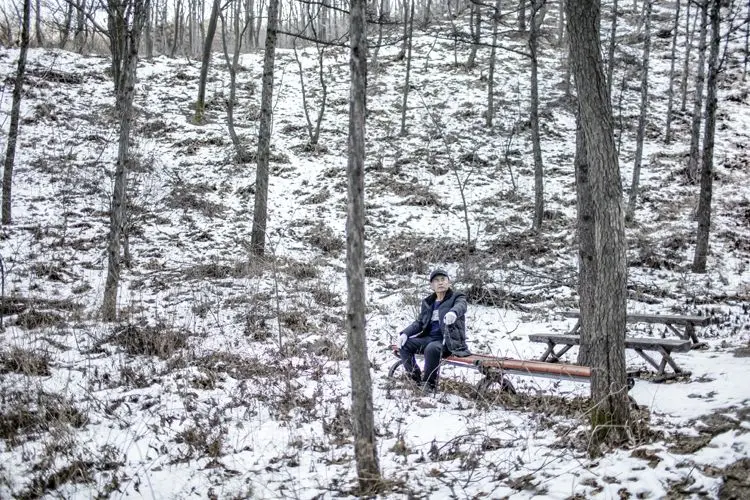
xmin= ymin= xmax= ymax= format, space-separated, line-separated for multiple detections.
xmin=430 ymin=275 xmax=450 ymax=294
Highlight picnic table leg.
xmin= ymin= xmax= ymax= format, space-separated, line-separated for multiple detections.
xmin=633 ymin=348 xmax=663 ymax=373
xmin=569 ymin=319 xmax=581 ymax=335
xmin=548 ymin=344 xmax=574 ymax=363
xmin=665 ymin=323 xmax=687 ymax=341
xmin=657 ymin=346 xmax=684 ymax=374
xmin=685 ymin=323 xmax=700 ymax=344
xmin=539 ymin=342 xmax=555 ymax=362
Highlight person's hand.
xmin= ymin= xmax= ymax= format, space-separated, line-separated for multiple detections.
xmin=444 ymin=311 xmax=457 ymax=325
xmin=398 ymin=333 xmax=408 ymax=348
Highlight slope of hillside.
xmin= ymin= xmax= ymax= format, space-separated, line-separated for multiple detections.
xmin=1 ymin=3 xmax=749 ymax=498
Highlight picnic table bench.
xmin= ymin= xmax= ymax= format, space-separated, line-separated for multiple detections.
xmin=528 ymin=333 xmax=692 ymax=382
xmin=562 ymin=309 xmax=710 ymax=347
xmin=388 ymin=345 xmax=597 ymax=395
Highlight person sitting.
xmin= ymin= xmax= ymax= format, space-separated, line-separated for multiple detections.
xmin=397 ymin=269 xmax=470 ymax=392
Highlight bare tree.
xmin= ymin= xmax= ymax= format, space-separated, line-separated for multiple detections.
xmin=606 ymin=0 xmax=618 ymax=96
xmin=219 ymin=3 xmax=252 ymax=162
xmin=2 ymin=0 xmax=31 ymax=225
xmin=467 ymin=0 xmax=481 ymax=68
xmin=518 ymin=0 xmax=526 ymax=31
xmin=347 ymin=0 xmax=381 ymax=492
xmin=664 ymin=0 xmax=681 ymax=144
xmin=626 ymin=0 xmax=651 ymax=222
xmin=102 ymin=0 xmax=151 ymax=321
xmin=250 ymin=0 xmax=280 ymax=255
xmin=566 ymin=0 xmax=630 ymax=449
xmin=693 ymin=0 xmax=721 ymax=273
xmin=680 ymin=0 xmax=695 ymax=112
xmin=688 ymin=0 xmax=709 ymax=182
xmin=34 ymin=0 xmax=42 ymax=45
xmin=293 ymin=38 xmax=329 ymax=147
xmin=399 ymin=0 xmax=415 ymax=136
xmin=195 ymin=0 xmax=221 ymax=122
xmin=530 ymin=0 xmax=545 ymax=231
xmin=486 ymin=0 xmax=502 ymax=128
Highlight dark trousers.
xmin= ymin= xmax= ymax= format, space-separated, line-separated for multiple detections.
xmin=400 ymin=336 xmax=447 ymax=385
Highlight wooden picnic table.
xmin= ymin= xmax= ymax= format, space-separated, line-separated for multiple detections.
xmin=528 ymin=333 xmax=692 ymax=382
xmin=562 ymin=309 xmax=710 ymax=346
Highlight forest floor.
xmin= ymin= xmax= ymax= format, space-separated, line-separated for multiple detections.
xmin=1 ymin=3 xmax=750 ymax=499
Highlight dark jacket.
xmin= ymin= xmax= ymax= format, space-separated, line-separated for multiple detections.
xmin=399 ymin=288 xmax=471 ymax=356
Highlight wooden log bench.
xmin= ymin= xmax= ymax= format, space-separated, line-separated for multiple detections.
xmin=528 ymin=333 xmax=692 ymax=382
xmin=562 ymin=310 xmax=710 ymax=348
xmin=388 ymin=345 xmax=598 ymax=395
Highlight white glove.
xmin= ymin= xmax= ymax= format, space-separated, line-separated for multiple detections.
xmin=398 ymin=333 xmax=408 ymax=348
xmin=444 ymin=311 xmax=457 ymax=325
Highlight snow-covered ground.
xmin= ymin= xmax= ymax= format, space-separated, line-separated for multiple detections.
xmin=0 ymin=2 xmax=749 ymax=498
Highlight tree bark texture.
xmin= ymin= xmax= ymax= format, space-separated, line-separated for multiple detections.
xmin=575 ymin=112 xmax=596 ymax=367
xmin=565 ymin=0 xmax=630 ymax=447
xmin=2 ymin=0 xmax=31 ymax=225
xmin=626 ymin=0 xmax=651 ymax=222
xmin=250 ymin=0 xmax=279 ymax=256
xmin=102 ymin=0 xmax=150 ymax=321
xmin=347 ymin=0 xmax=381 ymax=492
xmin=531 ymin=0 xmax=545 ymax=232
xmin=693 ymin=0 xmax=720 ymax=273
xmin=688 ymin=2 xmax=708 ymax=181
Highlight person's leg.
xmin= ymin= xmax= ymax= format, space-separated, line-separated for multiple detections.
xmin=400 ymin=337 xmax=430 ymax=382
xmin=423 ymin=340 xmax=445 ymax=388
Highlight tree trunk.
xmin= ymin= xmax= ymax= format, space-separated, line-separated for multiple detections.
xmin=250 ymin=0 xmax=279 ymax=256
xmin=664 ymin=0 xmax=681 ymax=144
xmin=348 ymin=0 xmax=381 ymax=493
xmin=626 ymin=0 xmax=651 ymax=223
xmin=102 ymin=0 xmax=150 ymax=321
xmin=693 ymin=0 xmax=720 ymax=273
xmin=744 ymin=0 xmax=749 ymax=81
xmin=219 ymin=7 xmax=251 ymax=162
xmin=144 ymin=3 xmax=154 ymax=59
xmin=557 ymin=0 xmax=565 ymax=47
xmin=60 ymin=0 xmax=74 ymax=49
xmin=565 ymin=0 xmax=630 ymax=449
xmin=399 ymin=0 xmax=414 ymax=136
xmin=467 ymin=1 xmax=481 ymax=68
xmin=487 ymin=0 xmax=502 ymax=128
xmin=196 ymin=0 xmax=221 ymax=122
xmin=606 ymin=0 xmax=618 ymax=96
xmin=74 ymin=0 xmax=87 ymax=53
xmin=687 ymin=1 xmax=708 ymax=182
xmin=575 ymin=111 xmax=596 ymax=367
xmin=530 ymin=0 xmax=545 ymax=231
xmin=370 ymin=0 xmax=387 ymax=68
xmin=680 ymin=1 xmax=694 ymax=112
xmin=2 ymin=0 xmax=31 ymax=225
xmin=518 ymin=0 xmax=526 ymax=31
xmin=34 ymin=0 xmax=42 ymax=46
xmin=171 ymin=0 xmax=182 ymax=57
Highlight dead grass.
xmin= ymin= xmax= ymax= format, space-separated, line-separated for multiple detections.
xmin=0 ymin=390 xmax=88 ymax=446
xmin=104 ymin=323 xmax=189 ymax=359
xmin=306 ymin=223 xmax=345 ymax=255
xmin=0 ymin=347 xmax=51 ymax=376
